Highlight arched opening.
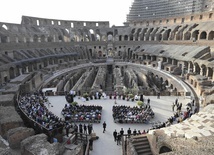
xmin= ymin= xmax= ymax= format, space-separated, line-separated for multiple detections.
xmin=33 ymin=35 xmax=39 ymax=42
xmin=119 ymin=35 xmax=122 ymax=41
xmin=163 ymin=29 xmax=171 ymax=40
xmin=98 ymin=51 xmax=102 ymax=57
xmin=165 ymin=80 xmax=169 ymax=86
xmin=58 ymin=35 xmax=63 ymax=42
xmin=192 ymin=30 xmax=199 ymax=40
xmin=124 ymin=35 xmax=128 ymax=41
xmin=207 ymin=67 xmax=213 ymax=79
xmin=200 ymin=31 xmax=207 ymax=39
xmin=201 ymin=64 xmax=207 ymax=76
xmin=184 ymin=31 xmax=191 ymax=40
xmin=41 ymin=35 xmax=46 ymax=42
xmin=107 ymin=32 xmax=113 ymax=41
xmin=0 ymin=35 xmax=8 ymax=43
xmin=208 ymin=31 xmax=214 ymax=40
xmin=89 ymin=49 xmax=93 ymax=57
xmin=194 ymin=63 xmax=200 ymax=74
xmin=130 ymin=34 xmax=133 ymax=41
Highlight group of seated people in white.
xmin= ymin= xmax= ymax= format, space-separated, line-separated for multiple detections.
xmin=112 ymin=104 xmax=155 ymax=123
xmin=61 ymin=104 xmax=102 ymax=123
xmin=19 ymin=93 xmax=64 ymax=131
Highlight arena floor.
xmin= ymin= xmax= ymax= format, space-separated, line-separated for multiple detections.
xmin=47 ymin=95 xmax=191 ymax=155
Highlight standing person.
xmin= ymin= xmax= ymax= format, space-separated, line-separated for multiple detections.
xmin=79 ymin=123 xmax=83 ymax=133
xmin=116 ymin=133 xmax=121 ymax=145
xmin=172 ymin=102 xmax=175 ymax=112
xmin=103 ymin=121 xmax=106 ymax=133
xmin=65 ymin=123 xmax=70 ymax=137
xmin=88 ymin=123 xmax=93 ymax=135
xmin=133 ymin=129 xmax=137 ymax=136
xmin=147 ymin=98 xmax=150 ymax=104
xmin=127 ymin=128 xmax=131 ymax=137
xmin=83 ymin=124 xmax=87 ymax=134
xmin=113 ymin=129 xmax=117 ymax=142
xmin=157 ymin=92 xmax=160 ymax=99
xmin=79 ymin=124 xmax=83 ymax=134
xmin=120 ymin=128 xmax=124 ymax=136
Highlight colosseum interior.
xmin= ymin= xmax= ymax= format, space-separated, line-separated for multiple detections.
xmin=0 ymin=0 xmax=214 ymax=155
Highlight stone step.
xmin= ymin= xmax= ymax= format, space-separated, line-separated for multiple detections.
xmin=137 ymin=148 xmax=152 ymax=154
xmin=132 ymin=141 xmax=149 ymax=146
xmin=138 ymin=152 xmax=153 ymax=155
xmin=132 ymin=140 xmax=149 ymax=145
xmin=135 ymin=144 xmax=150 ymax=150
xmin=133 ymin=136 xmax=148 ymax=140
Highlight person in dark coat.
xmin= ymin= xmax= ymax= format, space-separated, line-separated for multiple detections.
xmin=113 ymin=129 xmax=117 ymax=142
xmin=88 ymin=123 xmax=93 ymax=134
xmin=120 ymin=128 xmax=124 ymax=136
xmin=127 ymin=128 xmax=131 ymax=137
xmin=116 ymin=133 xmax=121 ymax=145
xmin=103 ymin=121 xmax=106 ymax=133
xmin=83 ymin=124 xmax=87 ymax=134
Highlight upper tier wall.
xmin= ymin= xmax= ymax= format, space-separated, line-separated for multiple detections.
xmin=21 ymin=16 xmax=110 ymax=28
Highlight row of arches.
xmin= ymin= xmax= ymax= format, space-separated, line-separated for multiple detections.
xmin=121 ymin=24 xmax=214 ymax=41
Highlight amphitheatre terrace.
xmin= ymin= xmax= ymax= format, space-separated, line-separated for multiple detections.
xmin=0 ymin=0 xmax=214 ymax=155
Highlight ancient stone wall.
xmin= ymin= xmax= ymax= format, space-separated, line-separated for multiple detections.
xmin=0 ymin=106 xmax=23 ymax=138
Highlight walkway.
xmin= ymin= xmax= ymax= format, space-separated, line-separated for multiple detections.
xmin=47 ymin=95 xmax=191 ymax=155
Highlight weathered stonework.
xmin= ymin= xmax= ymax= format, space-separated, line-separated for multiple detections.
xmin=7 ymin=127 xmax=35 ymax=149
xmin=0 ymin=0 xmax=214 ymax=154
xmin=21 ymin=134 xmax=60 ymax=155
xmin=146 ymin=104 xmax=214 ymax=154
xmin=0 ymin=94 xmax=15 ymax=106
xmin=0 ymin=106 xmax=23 ymax=138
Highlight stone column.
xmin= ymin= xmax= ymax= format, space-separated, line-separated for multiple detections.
xmin=26 ymin=66 xmax=29 ymax=73
xmin=157 ymin=61 xmax=162 ymax=70
xmin=193 ymin=64 xmax=196 ymax=73
xmin=146 ymin=54 xmax=149 ymax=60
xmin=181 ymin=63 xmax=185 ymax=77
xmin=187 ymin=62 xmax=191 ymax=73
xmin=200 ymin=67 xmax=203 ymax=76
xmin=212 ymin=68 xmax=214 ymax=81
xmin=19 ymin=68 xmax=22 ymax=75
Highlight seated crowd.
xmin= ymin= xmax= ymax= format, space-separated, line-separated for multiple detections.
xmin=112 ymin=104 xmax=155 ymax=123
xmin=18 ymin=93 xmax=64 ymax=131
xmin=61 ymin=104 xmax=102 ymax=123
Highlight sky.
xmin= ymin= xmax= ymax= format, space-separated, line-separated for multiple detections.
xmin=0 ymin=0 xmax=134 ymax=26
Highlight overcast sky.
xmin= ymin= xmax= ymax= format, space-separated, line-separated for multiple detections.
xmin=0 ymin=0 xmax=134 ymax=26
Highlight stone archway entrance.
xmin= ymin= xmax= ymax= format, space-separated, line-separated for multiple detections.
xmin=159 ymin=146 xmax=172 ymax=154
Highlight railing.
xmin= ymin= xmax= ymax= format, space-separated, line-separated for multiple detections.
xmin=60 ymin=132 xmax=90 ymax=155
xmin=18 ymin=105 xmax=64 ymax=141
xmin=17 ymin=95 xmax=64 ymax=143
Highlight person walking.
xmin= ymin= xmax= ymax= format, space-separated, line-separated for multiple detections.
xmin=103 ymin=121 xmax=106 ymax=133
xmin=113 ymin=129 xmax=117 ymax=142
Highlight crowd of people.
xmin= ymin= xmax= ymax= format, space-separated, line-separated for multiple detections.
xmin=149 ymin=98 xmax=198 ymax=130
xmin=113 ymin=127 xmax=148 ymax=145
xmin=18 ymin=93 xmax=64 ymax=131
xmin=61 ymin=104 xmax=102 ymax=123
xmin=65 ymin=122 xmax=94 ymax=137
xmin=112 ymin=104 xmax=155 ymax=124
